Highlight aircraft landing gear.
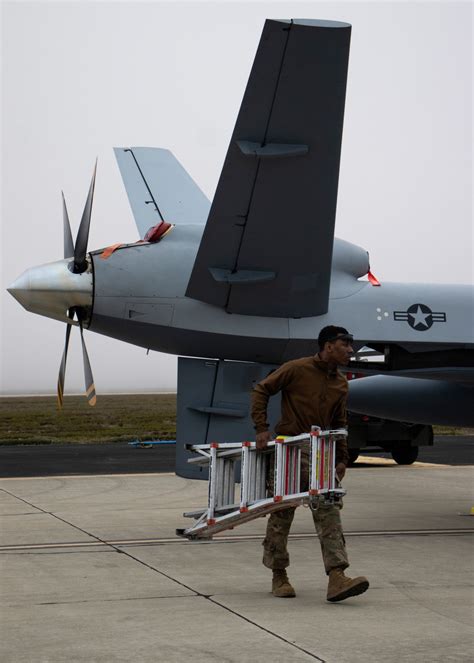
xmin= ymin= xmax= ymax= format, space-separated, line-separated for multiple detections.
xmin=348 ymin=448 xmax=360 ymax=465
xmin=391 ymin=444 xmax=419 ymax=465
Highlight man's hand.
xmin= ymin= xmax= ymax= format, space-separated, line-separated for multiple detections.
xmin=336 ymin=462 xmax=346 ymax=482
xmin=256 ymin=431 xmax=273 ymax=450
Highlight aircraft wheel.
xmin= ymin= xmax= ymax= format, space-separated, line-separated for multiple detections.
xmin=391 ymin=445 xmax=419 ymax=465
xmin=348 ymin=448 xmax=360 ymax=465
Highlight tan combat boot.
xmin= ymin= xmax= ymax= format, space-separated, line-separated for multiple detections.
xmin=272 ymin=569 xmax=296 ymax=598
xmin=326 ymin=568 xmax=369 ymax=602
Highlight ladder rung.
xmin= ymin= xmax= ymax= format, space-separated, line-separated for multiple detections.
xmin=182 ymin=427 xmax=348 ymax=539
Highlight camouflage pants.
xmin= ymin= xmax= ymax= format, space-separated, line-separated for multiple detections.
xmin=262 ymin=449 xmax=349 ymax=575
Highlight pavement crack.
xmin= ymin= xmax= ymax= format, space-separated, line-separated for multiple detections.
xmin=84 ymin=540 xmax=325 ymax=660
xmin=110 ymin=547 xmax=203 ymax=595
xmin=106 ymin=546 xmax=325 ymax=661
xmin=207 ymin=596 xmax=326 ymax=661
xmin=1 ymin=549 xmax=115 ymax=556
xmin=21 ymin=509 xmax=205 ymax=598
xmin=0 ymin=511 xmax=43 ymax=517
xmin=35 ymin=594 xmax=194 ymax=606
xmin=0 ymin=487 xmax=48 ymax=514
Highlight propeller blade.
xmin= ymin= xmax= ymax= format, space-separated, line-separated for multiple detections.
xmin=74 ymin=160 xmax=97 ymax=273
xmin=78 ymin=317 xmax=97 ymax=406
xmin=62 ymin=192 xmax=74 ymax=259
xmin=57 ymin=309 xmax=75 ymax=408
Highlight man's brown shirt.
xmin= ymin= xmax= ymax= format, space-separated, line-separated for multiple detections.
xmin=251 ymin=354 xmax=349 ymax=466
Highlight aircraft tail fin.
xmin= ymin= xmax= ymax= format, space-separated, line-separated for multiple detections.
xmin=114 ymin=147 xmax=211 ymax=239
xmin=185 ymin=19 xmax=351 ymax=318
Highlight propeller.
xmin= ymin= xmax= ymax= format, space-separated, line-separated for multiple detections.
xmin=62 ymin=192 xmax=74 ymax=259
xmin=73 ymin=161 xmax=97 ymax=272
xmin=57 ymin=162 xmax=97 ymax=408
xmin=57 ymin=309 xmax=74 ymax=408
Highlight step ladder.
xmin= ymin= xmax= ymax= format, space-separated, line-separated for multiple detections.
xmin=177 ymin=426 xmax=347 ymax=540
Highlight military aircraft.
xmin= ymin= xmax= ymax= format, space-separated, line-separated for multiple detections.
xmin=8 ymin=19 xmax=473 ymax=477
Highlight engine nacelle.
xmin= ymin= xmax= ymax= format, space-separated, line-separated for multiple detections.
xmin=330 ymin=238 xmax=370 ymax=299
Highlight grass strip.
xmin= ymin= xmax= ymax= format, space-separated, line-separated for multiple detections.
xmin=0 ymin=394 xmax=176 ymax=445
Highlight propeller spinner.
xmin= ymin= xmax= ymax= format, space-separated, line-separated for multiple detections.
xmin=8 ymin=163 xmax=98 ymax=407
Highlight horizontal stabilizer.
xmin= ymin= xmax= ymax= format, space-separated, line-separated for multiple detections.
xmin=186 ymin=19 xmax=351 ymax=318
xmin=114 ymin=147 xmax=211 ymax=238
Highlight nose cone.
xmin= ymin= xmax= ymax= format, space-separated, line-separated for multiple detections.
xmin=8 ymin=258 xmax=93 ymax=325
xmin=7 ymin=271 xmax=32 ymax=308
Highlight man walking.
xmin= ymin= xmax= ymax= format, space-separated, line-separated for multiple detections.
xmin=251 ymin=325 xmax=369 ymax=602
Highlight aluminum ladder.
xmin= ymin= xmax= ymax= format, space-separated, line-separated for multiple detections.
xmin=177 ymin=426 xmax=347 ymax=540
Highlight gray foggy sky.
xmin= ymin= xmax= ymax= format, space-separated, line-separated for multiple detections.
xmin=1 ymin=1 xmax=472 ymax=395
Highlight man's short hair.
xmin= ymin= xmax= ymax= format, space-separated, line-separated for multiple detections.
xmin=318 ymin=325 xmax=352 ymax=350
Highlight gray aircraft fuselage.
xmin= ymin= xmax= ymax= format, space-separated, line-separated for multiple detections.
xmin=15 ymin=226 xmax=472 ymax=367
xmin=89 ymin=227 xmax=472 ymax=364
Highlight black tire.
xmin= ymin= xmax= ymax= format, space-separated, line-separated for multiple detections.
xmin=348 ymin=448 xmax=360 ymax=465
xmin=391 ymin=445 xmax=419 ymax=465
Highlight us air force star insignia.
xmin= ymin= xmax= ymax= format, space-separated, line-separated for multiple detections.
xmin=393 ymin=303 xmax=447 ymax=331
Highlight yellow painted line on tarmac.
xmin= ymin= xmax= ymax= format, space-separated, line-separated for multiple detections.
xmin=355 ymin=456 xmax=451 ymax=468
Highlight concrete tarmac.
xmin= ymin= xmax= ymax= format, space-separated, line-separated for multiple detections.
xmin=1 ymin=461 xmax=473 ymax=661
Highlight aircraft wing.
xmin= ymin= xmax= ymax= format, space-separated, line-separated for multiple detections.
xmin=114 ymin=147 xmax=211 ymax=238
xmin=185 ymin=19 xmax=351 ymax=318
